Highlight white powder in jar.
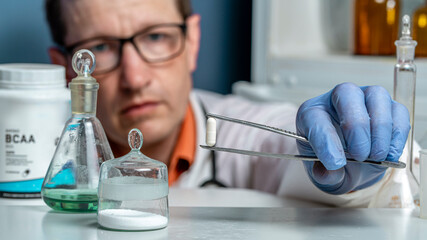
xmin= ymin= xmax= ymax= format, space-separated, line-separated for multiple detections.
xmin=98 ymin=209 xmax=168 ymax=230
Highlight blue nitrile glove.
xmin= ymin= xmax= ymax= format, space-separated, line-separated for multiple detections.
xmin=296 ymin=83 xmax=410 ymax=194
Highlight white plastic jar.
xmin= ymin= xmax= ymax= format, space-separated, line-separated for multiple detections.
xmin=0 ymin=64 xmax=70 ymax=198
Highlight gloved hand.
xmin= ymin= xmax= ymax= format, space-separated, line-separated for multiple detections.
xmin=296 ymin=83 xmax=410 ymax=194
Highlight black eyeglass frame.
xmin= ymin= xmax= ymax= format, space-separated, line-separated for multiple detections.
xmin=62 ymin=23 xmax=187 ymax=74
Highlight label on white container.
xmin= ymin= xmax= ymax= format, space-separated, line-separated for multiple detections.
xmin=0 ymin=100 xmax=68 ymax=198
xmin=0 ymin=126 xmax=61 ymax=181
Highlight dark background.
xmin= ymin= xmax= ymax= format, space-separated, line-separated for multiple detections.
xmin=0 ymin=0 xmax=252 ymax=94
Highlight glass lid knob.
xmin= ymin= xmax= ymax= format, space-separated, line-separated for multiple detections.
xmin=128 ymin=128 xmax=143 ymax=150
xmin=72 ymin=49 xmax=96 ymax=77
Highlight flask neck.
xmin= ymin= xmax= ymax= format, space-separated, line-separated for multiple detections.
xmin=69 ymin=80 xmax=99 ymax=114
xmin=71 ymin=112 xmax=96 ymax=118
xmin=396 ymin=48 xmax=415 ymax=63
xmin=395 ymin=39 xmax=417 ymax=63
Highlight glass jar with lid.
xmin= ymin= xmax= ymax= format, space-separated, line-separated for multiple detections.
xmin=97 ymin=128 xmax=169 ymax=231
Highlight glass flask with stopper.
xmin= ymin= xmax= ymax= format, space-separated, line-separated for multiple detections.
xmin=97 ymin=128 xmax=169 ymax=231
xmin=41 ymin=49 xmax=114 ymax=212
xmin=369 ymin=15 xmax=419 ymax=208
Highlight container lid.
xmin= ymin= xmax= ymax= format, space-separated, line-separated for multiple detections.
xmin=0 ymin=63 xmax=66 ymax=89
xmin=99 ymin=128 xmax=168 ymax=182
xmin=115 ymin=128 xmax=166 ymax=167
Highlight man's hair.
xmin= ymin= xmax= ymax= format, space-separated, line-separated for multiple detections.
xmin=45 ymin=0 xmax=193 ymax=46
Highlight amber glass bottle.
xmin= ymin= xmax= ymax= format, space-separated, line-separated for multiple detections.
xmin=354 ymin=0 xmax=400 ymax=55
xmin=413 ymin=2 xmax=427 ymax=57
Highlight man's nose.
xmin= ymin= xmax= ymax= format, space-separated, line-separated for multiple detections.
xmin=119 ymin=42 xmax=152 ymax=90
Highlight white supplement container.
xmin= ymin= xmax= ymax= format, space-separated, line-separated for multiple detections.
xmin=0 ymin=64 xmax=70 ymax=198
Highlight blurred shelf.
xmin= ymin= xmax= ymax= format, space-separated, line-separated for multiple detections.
xmin=235 ymin=52 xmax=427 ymax=147
xmin=265 ymin=52 xmax=427 ymax=93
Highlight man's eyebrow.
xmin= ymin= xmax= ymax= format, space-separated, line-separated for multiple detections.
xmin=66 ymin=19 xmax=187 ymax=51
xmin=71 ymin=23 xmax=165 ymax=42
xmin=69 ymin=22 xmax=184 ymax=46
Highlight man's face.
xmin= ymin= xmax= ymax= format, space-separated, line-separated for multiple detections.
xmin=60 ymin=0 xmax=200 ymax=153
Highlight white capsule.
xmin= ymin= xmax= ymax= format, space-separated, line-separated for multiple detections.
xmin=206 ymin=117 xmax=217 ymax=147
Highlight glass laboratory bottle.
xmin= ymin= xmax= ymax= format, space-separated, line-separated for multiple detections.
xmin=98 ymin=129 xmax=169 ymax=231
xmin=354 ymin=0 xmax=400 ymax=55
xmin=41 ymin=49 xmax=114 ymax=212
xmin=413 ymin=0 xmax=427 ymax=56
xmin=369 ymin=15 xmax=418 ymax=208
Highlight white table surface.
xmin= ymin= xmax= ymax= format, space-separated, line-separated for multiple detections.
xmin=1 ymin=189 xmax=426 ymax=240
xmin=0 ymin=188 xmax=327 ymax=208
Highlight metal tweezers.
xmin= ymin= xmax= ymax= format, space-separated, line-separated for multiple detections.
xmin=200 ymin=113 xmax=406 ymax=169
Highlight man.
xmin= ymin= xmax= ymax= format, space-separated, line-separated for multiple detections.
xmin=45 ymin=0 xmax=409 ymax=206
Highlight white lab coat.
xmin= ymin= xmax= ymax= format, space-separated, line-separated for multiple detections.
xmin=173 ymin=89 xmax=384 ymax=207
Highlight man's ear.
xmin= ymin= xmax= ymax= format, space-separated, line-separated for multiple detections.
xmin=48 ymin=47 xmax=75 ymax=84
xmin=185 ymin=14 xmax=201 ymax=73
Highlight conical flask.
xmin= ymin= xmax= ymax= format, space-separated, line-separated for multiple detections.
xmin=41 ymin=49 xmax=114 ymax=212
xmin=98 ymin=129 xmax=169 ymax=231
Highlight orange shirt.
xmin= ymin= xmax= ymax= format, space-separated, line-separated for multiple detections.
xmin=168 ymin=104 xmax=196 ymax=185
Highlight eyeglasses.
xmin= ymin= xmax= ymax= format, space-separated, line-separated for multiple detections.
xmin=64 ymin=23 xmax=187 ymax=75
